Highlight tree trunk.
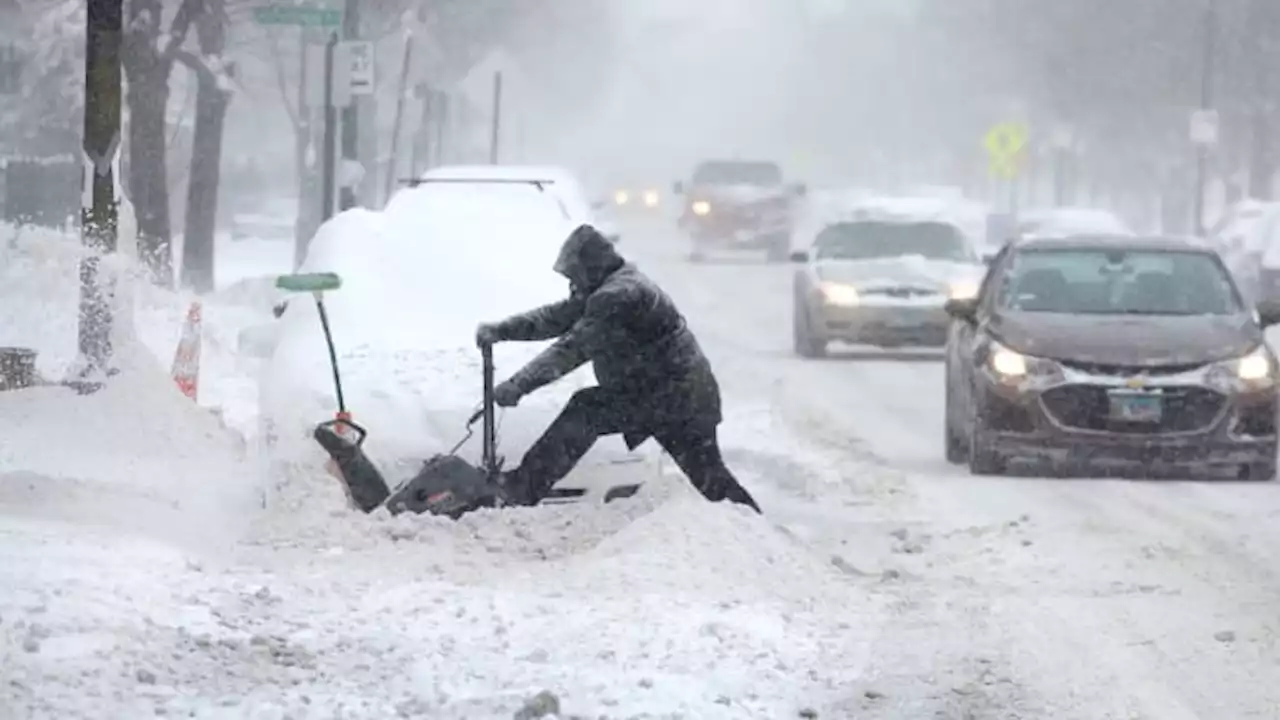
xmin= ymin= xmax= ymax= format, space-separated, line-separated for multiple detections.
xmin=181 ymin=74 xmax=227 ymax=292
xmin=181 ymin=0 xmax=229 ymax=293
xmin=124 ymin=72 xmax=174 ymax=287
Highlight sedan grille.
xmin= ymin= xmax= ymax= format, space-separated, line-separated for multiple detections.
xmin=1040 ymin=384 xmax=1226 ymax=434
xmin=862 ymin=286 xmax=941 ymax=299
xmin=1058 ymin=359 xmax=1206 ymax=377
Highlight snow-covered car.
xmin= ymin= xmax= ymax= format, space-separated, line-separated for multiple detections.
xmin=1208 ymin=200 xmax=1280 ymax=304
xmin=673 ymin=159 xmax=806 ymax=263
xmin=258 ymin=174 xmax=617 ymax=480
xmin=789 ymin=215 xmax=985 ymax=357
xmin=1016 ymin=207 xmax=1134 ymax=239
xmin=418 ymin=164 xmax=622 ymax=244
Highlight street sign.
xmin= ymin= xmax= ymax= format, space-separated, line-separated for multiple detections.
xmin=344 ymin=40 xmax=375 ymax=95
xmin=253 ymin=5 xmax=342 ymax=27
xmin=983 ymin=122 xmax=1029 ymax=179
xmin=1190 ymin=109 xmax=1219 ymax=146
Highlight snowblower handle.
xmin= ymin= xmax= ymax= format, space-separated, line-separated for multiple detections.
xmin=480 ymin=344 xmax=497 ymax=473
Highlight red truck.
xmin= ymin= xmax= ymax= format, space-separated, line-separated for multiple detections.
xmin=673 ymin=159 xmax=806 ymax=263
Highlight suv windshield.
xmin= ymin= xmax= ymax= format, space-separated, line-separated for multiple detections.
xmin=813 ymin=221 xmax=973 ymax=262
xmin=691 ymin=161 xmax=782 ymax=186
xmin=997 ymin=248 xmax=1242 ymax=315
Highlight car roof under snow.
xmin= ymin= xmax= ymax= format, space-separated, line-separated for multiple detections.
xmin=1014 ymin=234 xmax=1216 ymax=253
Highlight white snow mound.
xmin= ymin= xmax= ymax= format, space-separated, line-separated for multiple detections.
xmin=261 ymin=183 xmax=602 ymax=481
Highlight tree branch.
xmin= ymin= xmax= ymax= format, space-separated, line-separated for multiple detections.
xmin=265 ymin=29 xmax=300 ymax=131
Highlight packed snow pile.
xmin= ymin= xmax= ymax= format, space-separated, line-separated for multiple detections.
xmin=2 ymin=492 xmax=884 ymax=719
xmin=260 ymin=181 xmax=605 ymax=480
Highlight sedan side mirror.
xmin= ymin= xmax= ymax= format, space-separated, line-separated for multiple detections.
xmin=591 ymin=199 xmax=606 ymax=210
xmin=789 ymin=250 xmax=809 ymax=263
xmin=981 ymin=252 xmax=997 ymax=265
xmin=672 ymin=180 xmax=685 ymax=195
xmin=1257 ymin=300 xmax=1280 ymax=327
xmin=944 ymin=297 xmax=979 ymax=323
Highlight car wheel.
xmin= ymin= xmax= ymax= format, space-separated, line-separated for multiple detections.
xmin=1238 ymin=459 xmax=1277 ymax=481
xmin=967 ymin=405 xmax=1007 ymax=475
xmin=944 ymin=380 xmax=968 ymax=464
xmin=793 ymin=301 xmax=827 ymax=358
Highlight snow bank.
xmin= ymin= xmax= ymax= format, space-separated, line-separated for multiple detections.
xmin=2 ymin=490 xmax=883 ymax=719
xmin=0 ymin=223 xmax=265 ymax=547
xmin=260 ymin=181 xmax=600 ymax=480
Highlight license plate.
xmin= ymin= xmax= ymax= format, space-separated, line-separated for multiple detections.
xmin=1108 ymin=391 xmax=1163 ymax=422
xmin=886 ymin=317 xmax=923 ymax=329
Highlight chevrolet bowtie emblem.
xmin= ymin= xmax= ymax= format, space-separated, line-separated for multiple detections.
xmin=1125 ymin=377 xmax=1146 ymax=389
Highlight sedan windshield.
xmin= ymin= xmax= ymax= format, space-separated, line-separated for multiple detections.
xmin=813 ymin=221 xmax=973 ymax=262
xmin=691 ymin=161 xmax=782 ymax=186
xmin=996 ymin=248 xmax=1242 ymax=315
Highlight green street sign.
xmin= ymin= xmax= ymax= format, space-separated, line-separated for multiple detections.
xmin=253 ymin=5 xmax=343 ymax=27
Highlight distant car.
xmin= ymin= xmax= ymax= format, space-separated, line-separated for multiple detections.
xmin=944 ymin=234 xmax=1280 ymax=480
xmin=673 ymin=159 xmax=805 ymax=263
xmin=418 ymin=164 xmax=622 ymax=243
xmin=602 ymin=183 xmax=664 ymax=212
xmin=1015 ymin=207 xmax=1134 ymax=239
xmin=790 ymin=216 xmax=985 ymax=357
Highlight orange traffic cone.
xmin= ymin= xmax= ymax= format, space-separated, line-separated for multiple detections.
xmin=172 ymin=301 xmax=202 ymax=402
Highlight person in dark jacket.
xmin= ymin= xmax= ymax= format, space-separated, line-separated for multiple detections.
xmin=475 ymin=224 xmax=761 ymax=513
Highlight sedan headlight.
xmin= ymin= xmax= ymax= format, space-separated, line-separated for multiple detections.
xmin=614 ymin=190 xmax=629 ymax=205
xmin=818 ymin=282 xmax=859 ymax=306
xmin=949 ymin=280 xmax=980 ymax=300
xmin=1207 ymin=346 xmax=1275 ymax=390
xmin=986 ymin=340 xmax=1063 ymax=384
xmin=643 ymin=189 xmax=660 ymax=207
xmin=691 ymin=200 xmax=711 ymax=216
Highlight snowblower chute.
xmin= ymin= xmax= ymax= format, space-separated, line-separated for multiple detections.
xmin=275 ymin=272 xmax=641 ymax=519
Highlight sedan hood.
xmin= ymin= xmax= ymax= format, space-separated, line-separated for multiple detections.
xmin=991 ymin=311 xmax=1263 ymax=367
xmin=816 ymin=257 xmax=983 ymax=291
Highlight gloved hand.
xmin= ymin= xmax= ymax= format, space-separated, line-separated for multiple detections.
xmin=493 ymin=380 xmax=523 ymax=408
xmin=475 ymin=323 xmax=501 ymax=348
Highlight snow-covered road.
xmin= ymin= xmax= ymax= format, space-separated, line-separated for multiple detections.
xmin=6 ymin=220 xmax=1280 ymax=718
xmin=637 ymin=220 xmax=1280 ymax=718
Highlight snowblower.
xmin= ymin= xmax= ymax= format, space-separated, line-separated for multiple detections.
xmin=276 ymin=272 xmax=642 ymax=519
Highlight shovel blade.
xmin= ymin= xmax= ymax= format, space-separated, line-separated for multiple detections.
xmin=277 ymin=272 xmax=342 ymax=293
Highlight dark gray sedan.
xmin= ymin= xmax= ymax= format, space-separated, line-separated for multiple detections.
xmin=944 ymin=234 xmax=1280 ymax=479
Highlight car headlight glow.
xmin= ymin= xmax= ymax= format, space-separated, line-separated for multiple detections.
xmin=990 ymin=346 xmax=1028 ymax=377
xmin=643 ymin=189 xmax=660 ymax=207
xmin=1237 ymin=348 xmax=1272 ymax=380
xmin=819 ymin=282 xmax=859 ymax=306
xmin=949 ymin=280 xmax=980 ymax=300
xmin=986 ymin=341 xmax=1063 ymax=384
xmin=614 ymin=190 xmax=629 ymax=205
xmin=691 ymin=200 xmax=711 ymax=216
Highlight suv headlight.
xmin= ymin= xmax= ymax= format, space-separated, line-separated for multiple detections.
xmin=1207 ymin=346 xmax=1275 ymax=390
xmin=986 ymin=341 xmax=1063 ymax=384
xmin=691 ymin=200 xmax=711 ymax=216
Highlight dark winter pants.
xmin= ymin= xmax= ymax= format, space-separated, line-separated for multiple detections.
xmin=514 ymin=387 xmax=762 ymax=513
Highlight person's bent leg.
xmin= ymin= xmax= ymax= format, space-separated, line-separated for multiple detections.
xmin=657 ymin=427 xmax=762 ymax=513
xmin=507 ymin=387 xmax=630 ymax=502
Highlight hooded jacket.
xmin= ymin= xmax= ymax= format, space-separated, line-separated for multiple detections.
xmin=491 ymin=224 xmax=722 ymax=447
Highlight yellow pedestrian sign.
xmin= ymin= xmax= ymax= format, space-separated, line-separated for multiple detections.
xmin=984 ymin=122 xmax=1029 ymax=179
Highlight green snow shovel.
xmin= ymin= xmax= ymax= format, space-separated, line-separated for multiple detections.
xmin=276 ymin=272 xmax=391 ymax=512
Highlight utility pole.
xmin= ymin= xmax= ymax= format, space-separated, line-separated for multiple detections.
xmin=79 ymin=0 xmax=124 ymax=375
xmin=339 ymin=0 xmax=359 ymax=210
xmin=1194 ymin=0 xmax=1219 ymax=237
xmin=320 ymin=32 xmax=339 ymax=223
xmin=489 ymin=71 xmax=502 ymax=164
